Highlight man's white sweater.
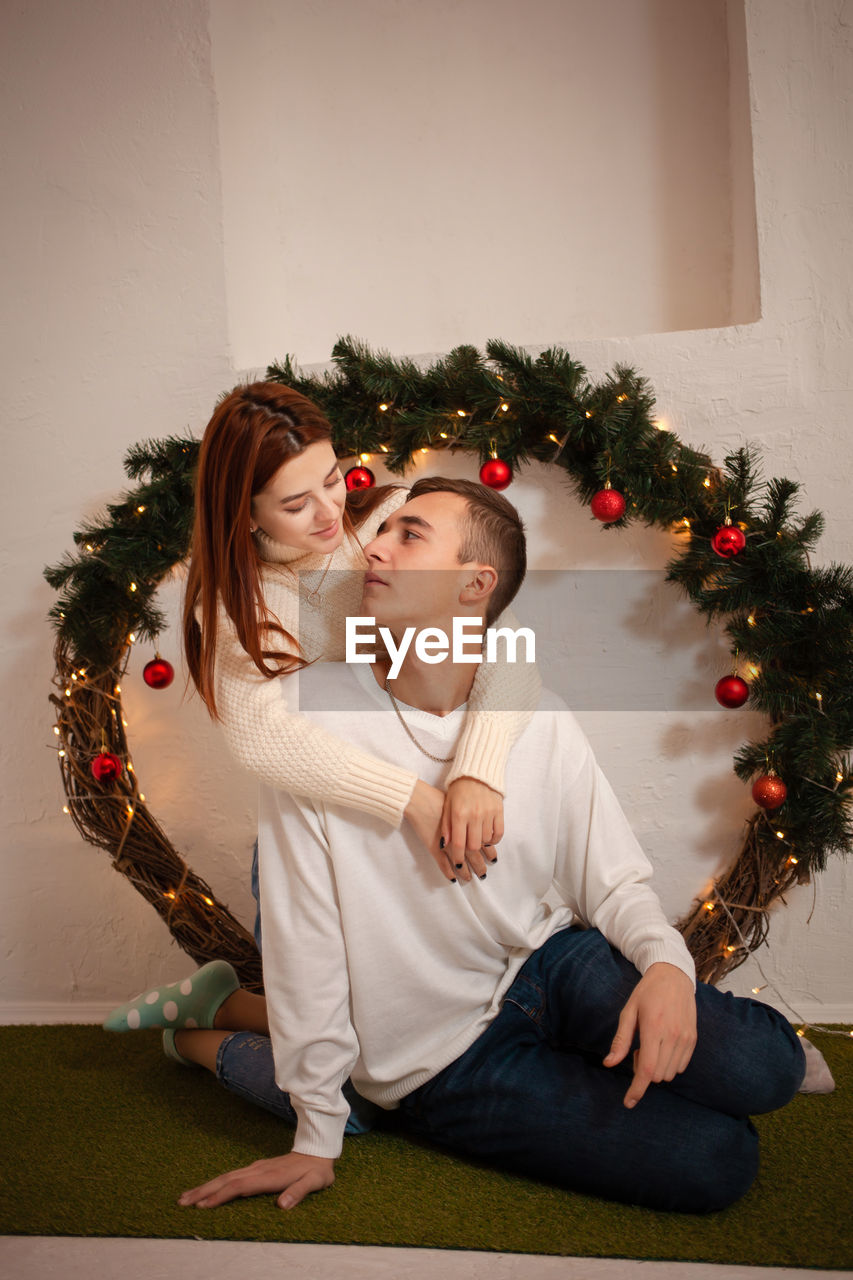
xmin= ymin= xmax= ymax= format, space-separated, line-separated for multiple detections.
xmin=257 ymin=661 xmax=696 ymax=1161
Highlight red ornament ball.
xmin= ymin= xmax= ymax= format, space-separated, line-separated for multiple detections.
xmin=143 ymin=657 xmax=175 ymax=689
xmin=345 ymin=466 xmax=375 ymax=491
xmin=590 ymin=486 xmax=627 ymax=523
xmin=479 ymin=457 xmax=512 ymax=490
xmin=91 ymin=751 xmax=123 ymax=782
xmin=715 ymin=674 xmax=750 ymax=708
xmin=752 ymin=773 xmax=788 ymax=810
xmin=711 ymin=523 xmax=747 ymax=558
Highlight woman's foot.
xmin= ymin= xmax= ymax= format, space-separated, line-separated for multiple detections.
xmin=103 ymin=960 xmax=240 ymax=1032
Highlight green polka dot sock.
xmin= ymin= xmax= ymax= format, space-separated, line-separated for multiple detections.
xmin=162 ymin=1029 xmax=199 ymax=1068
xmin=102 ymin=960 xmax=240 ymax=1032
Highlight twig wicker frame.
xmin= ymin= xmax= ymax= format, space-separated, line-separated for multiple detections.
xmin=47 ymin=341 xmax=853 ymax=989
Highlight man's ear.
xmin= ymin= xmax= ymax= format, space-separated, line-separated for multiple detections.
xmin=459 ymin=565 xmax=498 ymax=611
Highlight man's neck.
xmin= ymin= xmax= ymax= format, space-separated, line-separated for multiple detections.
xmin=369 ymin=654 xmax=477 ymax=717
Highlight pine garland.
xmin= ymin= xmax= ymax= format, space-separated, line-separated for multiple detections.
xmin=46 ymin=337 xmax=853 ymax=986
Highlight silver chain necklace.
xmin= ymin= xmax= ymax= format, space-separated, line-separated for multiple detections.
xmin=384 ymin=675 xmax=456 ymax=763
xmin=301 ymin=558 xmax=332 ymax=609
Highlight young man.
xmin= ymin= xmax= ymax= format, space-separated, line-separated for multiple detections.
xmin=180 ymin=478 xmax=805 ymax=1214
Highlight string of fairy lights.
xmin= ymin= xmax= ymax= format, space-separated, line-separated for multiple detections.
xmin=47 ymin=356 xmax=853 ymax=1026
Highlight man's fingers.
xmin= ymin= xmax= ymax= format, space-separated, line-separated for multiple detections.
xmin=181 ymin=1165 xmax=276 ymax=1208
xmin=278 ymin=1167 xmax=335 ymax=1211
xmin=603 ymin=1002 xmax=637 ymax=1068
xmin=181 ymin=1155 xmax=335 ymax=1211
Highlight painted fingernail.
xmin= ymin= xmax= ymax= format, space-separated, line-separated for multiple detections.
xmin=478 ymin=873 xmax=487 ymax=880
xmin=450 ymin=878 xmax=457 ymax=883
xmin=439 ymin=837 xmax=446 ymax=849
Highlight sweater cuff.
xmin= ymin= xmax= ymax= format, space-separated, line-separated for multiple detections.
xmin=445 ymin=711 xmax=513 ymax=796
xmin=330 ymin=754 xmax=418 ymax=828
xmin=291 ymin=1106 xmax=346 ymax=1160
xmin=632 ymin=939 xmax=697 ymax=990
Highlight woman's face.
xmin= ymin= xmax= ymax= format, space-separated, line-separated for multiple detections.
xmin=251 ymin=441 xmax=347 ymax=553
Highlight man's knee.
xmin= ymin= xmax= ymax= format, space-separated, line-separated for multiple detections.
xmin=743 ymin=1012 xmax=806 ymax=1114
xmin=664 ymin=1118 xmax=759 ymax=1214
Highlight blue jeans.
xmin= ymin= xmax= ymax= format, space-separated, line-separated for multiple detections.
xmin=216 ymin=1033 xmax=382 ymax=1135
xmin=398 ymin=927 xmax=806 ymax=1213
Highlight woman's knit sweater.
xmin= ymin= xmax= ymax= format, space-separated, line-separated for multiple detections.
xmin=211 ymin=487 xmax=539 ymax=825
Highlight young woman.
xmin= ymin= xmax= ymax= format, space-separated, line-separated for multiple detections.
xmin=182 ymin=380 xmax=539 ymax=878
xmin=104 ymin=381 xmax=540 ymax=1138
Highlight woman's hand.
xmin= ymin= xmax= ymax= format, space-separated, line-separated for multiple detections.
xmin=179 ymin=1152 xmax=335 ymax=1211
xmin=404 ymin=780 xmax=462 ymax=880
xmin=404 ymin=777 xmax=504 ymax=882
xmin=442 ymin=777 xmax=503 ymax=878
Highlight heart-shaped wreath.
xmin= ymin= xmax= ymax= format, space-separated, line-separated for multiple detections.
xmin=46 ymin=337 xmax=853 ymax=993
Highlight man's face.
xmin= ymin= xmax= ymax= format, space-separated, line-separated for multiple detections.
xmin=361 ymin=491 xmax=478 ymax=635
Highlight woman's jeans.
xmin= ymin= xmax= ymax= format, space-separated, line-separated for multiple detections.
xmin=215 ymin=926 xmax=805 ymax=1210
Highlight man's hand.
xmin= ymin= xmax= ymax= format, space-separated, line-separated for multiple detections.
xmin=603 ymin=962 xmax=697 ymax=1109
xmin=179 ymin=1152 xmax=335 ymax=1211
xmin=442 ymin=777 xmax=503 ymax=879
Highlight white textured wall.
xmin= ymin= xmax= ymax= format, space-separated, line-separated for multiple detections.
xmin=210 ymin=0 xmax=757 ymax=368
xmin=0 ymin=0 xmax=236 ymax=1011
xmin=0 ymin=0 xmax=850 ymax=1022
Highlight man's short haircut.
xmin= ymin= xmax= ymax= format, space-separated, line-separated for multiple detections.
xmin=406 ymin=476 xmax=527 ymax=626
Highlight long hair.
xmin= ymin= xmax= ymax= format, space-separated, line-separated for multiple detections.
xmin=183 ymin=381 xmax=393 ymax=717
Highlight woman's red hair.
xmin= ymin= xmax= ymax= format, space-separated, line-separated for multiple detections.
xmin=183 ymin=381 xmax=394 ymax=717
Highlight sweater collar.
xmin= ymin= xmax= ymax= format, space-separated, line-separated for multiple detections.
xmin=253 ymin=526 xmax=327 ymax=568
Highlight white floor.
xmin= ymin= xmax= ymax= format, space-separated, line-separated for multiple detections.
xmin=1 ymin=1240 xmax=848 ymax=1280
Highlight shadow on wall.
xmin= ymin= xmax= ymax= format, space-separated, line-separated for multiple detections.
xmin=650 ymin=0 xmax=760 ymax=331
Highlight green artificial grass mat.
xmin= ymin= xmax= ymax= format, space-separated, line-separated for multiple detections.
xmin=0 ymin=1026 xmax=850 ymax=1267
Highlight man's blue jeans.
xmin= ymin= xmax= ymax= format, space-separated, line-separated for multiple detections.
xmin=398 ymin=927 xmax=806 ymax=1213
xmin=215 ymin=925 xmax=804 ymax=1211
